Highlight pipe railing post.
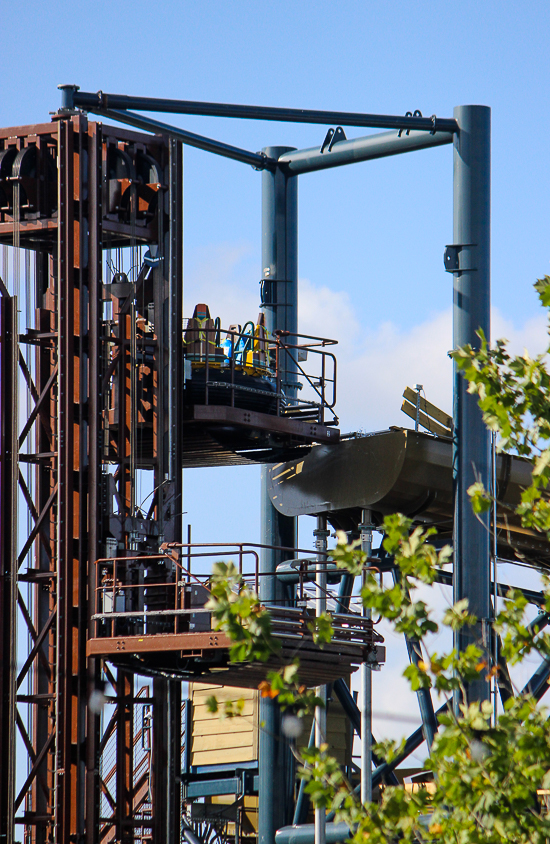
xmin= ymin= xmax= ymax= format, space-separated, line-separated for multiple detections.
xmin=314 ymin=517 xmax=329 ymax=844
xmin=359 ymin=510 xmax=373 ymax=804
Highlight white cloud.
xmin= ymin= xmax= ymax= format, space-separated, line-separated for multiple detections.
xmin=297 ymin=276 xmax=453 ymax=430
xmin=298 ymin=277 xmax=359 ymax=351
xmin=184 ymin=245 xmax=549 ymax=433
xmin=185 ymin=241 xmax=259 ymax=326
xmin=298 ymin=276 xmax=549 ymax=433
xmin=491 ymin=310 xmax=548 ymax=357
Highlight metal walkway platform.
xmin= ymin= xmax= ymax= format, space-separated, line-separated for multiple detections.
xmin=87 ymin=543 xmax=384 ymax=687
xmin=179 ymin=405 xmax=339 ymax=467
xmin=87 ymin=606 xmax=382 ymax=687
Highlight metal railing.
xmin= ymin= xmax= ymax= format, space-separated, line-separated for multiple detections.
xmin=91 ymin=542 xmax=380 ymax=653
xmin=183 ymin=320 xmax=338 ymax=425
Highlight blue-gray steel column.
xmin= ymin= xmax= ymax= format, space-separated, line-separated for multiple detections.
xmin=452 ymin=105 xmax=491 ymax=704
xmin=259 ymin=147 xmax=298 ymax=844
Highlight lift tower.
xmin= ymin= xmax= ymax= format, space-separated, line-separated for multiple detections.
xmin=0 ymin=112 xmax=183 ymax=843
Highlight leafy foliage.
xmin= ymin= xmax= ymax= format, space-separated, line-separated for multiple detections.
xmin=453 ymin=275 xmax=550 ymax=537
xmin=205 ymin=560 xmax=278 ymax=664
xmin=297 ymin=529 xmax=550 ymax=844
xmin=308 ymin=612 xmax=334 ymax=647
xmin=258 ymin=662 xmax=325 ymax=717
xmin=205 ymin=694 xmax=246 ymax=718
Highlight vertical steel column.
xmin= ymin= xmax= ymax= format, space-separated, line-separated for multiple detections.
xmin=160 ymin=140 xmax=184 ymax=544
xmin=452 ymin=105 xmax=491 ymax=704
xmin=32 ymin=248 xmax=57 ymax=844
xmin=260 ymin=146 xmax=298 ymax=603
xmin=115 ymin=671 xmax=134 ymax=844
xmin=55 ymin=112 xmax=100 ymax=844
xmin=85 ymin=119 xmax=102 ymax=844
xmin=359 ymin=511 xmax=372 ymax=804
xmin=151 ymin=137 xmax=183 ymax=844
xmin=152 ymin=678 xmax=182 ymax=844
xmin=314 ymin=517 xmax=329 ymax=844
xmin=56 ymin=114 xmax=79 ymax=842
xmin=259 ymin=147 xmax=297 ymax=844
xmin=166 ymin=136 xmax=184 ymax=843
xmin=0 ymin=293 xmax=17 ymax=844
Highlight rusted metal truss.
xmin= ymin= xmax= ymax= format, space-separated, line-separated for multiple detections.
xmin=0 ymin=115 xmax=183 ymax=844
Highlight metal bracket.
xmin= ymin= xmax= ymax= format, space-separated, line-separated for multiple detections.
xmin=259 ymin=277 xmax=293 ymax=308
xmin=482 ymin=616 xmax=495 ymax=649
xmin=329 ymin=126 xmax=346 ymax=150
xmin=144 ymin=246 xmax=162 ymax=268
xmin=252 ymin=150 xmax=270 ymax=171
xmin=443 ymin=243 xmax=475 ymax=274
xmin=320 ymin=126 xmax=347 ymax=153
xmin=320 ymin=128 xmax=334 ymax=153
xmin=398 ymin=110 xmax=423 ymax=138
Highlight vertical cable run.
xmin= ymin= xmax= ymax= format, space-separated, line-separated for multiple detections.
xmin=360 ymin=509 xmax=373 ymax=805
xmin=491 ymin=432 xmax=498 ymax=722
xmin=314 ymin=517 xmax=329 ymax=844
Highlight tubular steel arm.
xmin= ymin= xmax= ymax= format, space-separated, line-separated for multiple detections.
xmin=64 ymin=86 xmax=459 ymax=133
xmin=84 ymin=107 xmax=276 ymax=170
xmin=277 ymin=129 xmax=453 ymax=174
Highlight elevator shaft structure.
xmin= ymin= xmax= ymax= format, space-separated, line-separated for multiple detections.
xmin=0 ymin=114 xmax=183 ymax=844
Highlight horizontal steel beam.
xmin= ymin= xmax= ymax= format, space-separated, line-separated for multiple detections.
xmin=192 ymin=761 xmax=258 ymax=775
xmin=91 ymin=107 xmax=276 ymax=170
xmin=87 ymin=630 xmax=231 ymax=656
xmin=435 ymin=569 xmax=546 ymax=607
xmin=185 ymin=777 xmax=241 ymax=798
xmin=277 ymin=129 xmax=453 ymax=175
xmin=65 ymin=87 xmax=458 ymax=133
xmin=276 ymin=822 xmax=351 ymax=844
xmin=188 ymin=404 xmax=339 ymax=443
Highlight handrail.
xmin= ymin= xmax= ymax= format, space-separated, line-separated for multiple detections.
xmin=92 ymin=542 xmax=385 ymax=650
xmin=182 ymin=319 xmax=338 ymax=424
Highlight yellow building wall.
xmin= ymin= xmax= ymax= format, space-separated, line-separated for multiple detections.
xmin=190 ymin=681 xmax=352 ymax=769
xmin=190 ymin=684 xmax=259 ymax=767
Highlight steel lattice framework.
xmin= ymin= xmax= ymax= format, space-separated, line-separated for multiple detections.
xmin=0 ymin=114 xmax=182 ymax=843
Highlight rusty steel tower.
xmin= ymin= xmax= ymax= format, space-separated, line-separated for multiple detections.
xmin=0 ymin=113 xmax=184 ymax=843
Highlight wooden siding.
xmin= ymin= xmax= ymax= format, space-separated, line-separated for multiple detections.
xmin=190 ymin=683 xmax=259 ymax=766
xmin=189 ymin=680 xmax=352 ymax=769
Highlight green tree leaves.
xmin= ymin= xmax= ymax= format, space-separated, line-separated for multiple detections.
xmin=308 ymin=612 xmax=334 ymax=647
xmin=205 ymin=560 xmax=278 ymax=664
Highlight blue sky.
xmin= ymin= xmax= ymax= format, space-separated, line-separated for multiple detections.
xmin=4 ymin=0 xmax=550 ymax=744
xmin=3 ymin=0 xmax=548 ymax=329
